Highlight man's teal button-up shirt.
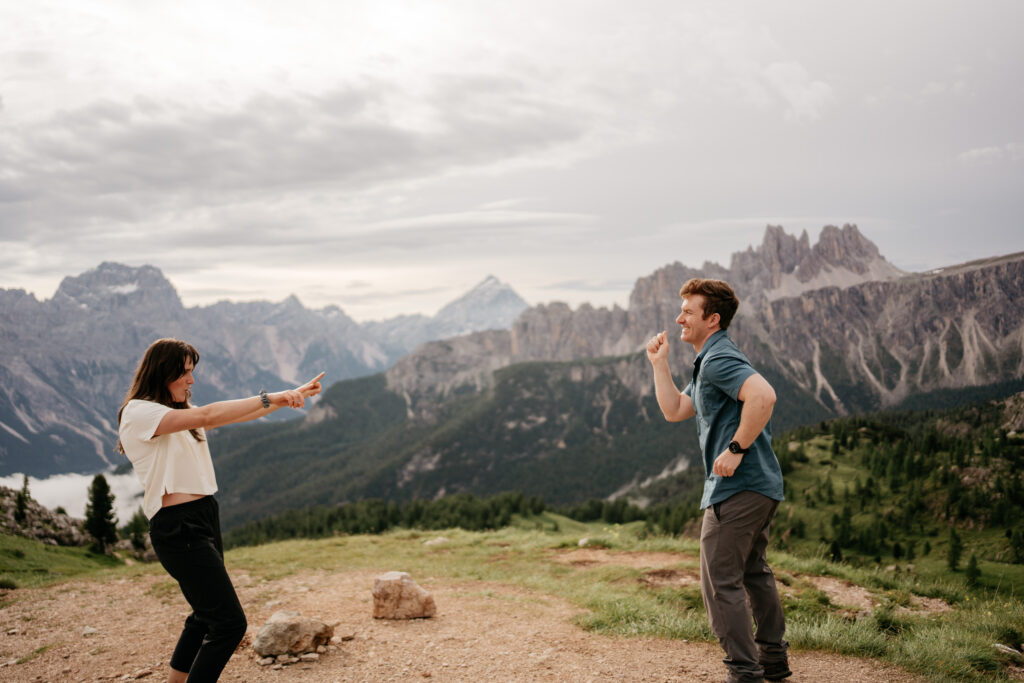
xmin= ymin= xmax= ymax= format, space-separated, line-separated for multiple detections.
xmin=683 ymin=330 xmax=785 ymax=510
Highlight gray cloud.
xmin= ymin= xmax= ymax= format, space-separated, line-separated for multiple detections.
xmin=1 ymin=0 xmax=1023 ymax=318
xmin=0 ymin=76 xmax=587 ymax=240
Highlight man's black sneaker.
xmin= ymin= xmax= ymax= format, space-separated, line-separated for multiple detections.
xmin=762 ymin=660 xmax=792 ymax=681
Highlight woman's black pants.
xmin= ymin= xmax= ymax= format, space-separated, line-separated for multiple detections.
xmin=149 ymin=496 xmax=247 ymax=682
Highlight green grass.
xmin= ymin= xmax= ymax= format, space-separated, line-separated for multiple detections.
xmin=221 ymin=515 xmax=1024 ymax=681
xmin=0 ymin=532 xmax=122 ymax=590
xmin=7 ymin=508 xmax=1024 ymax=681
xmin=16 ymin=643 xmax=57 ymax=665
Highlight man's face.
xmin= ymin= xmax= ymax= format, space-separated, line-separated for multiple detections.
xmin=676 ymin=294 xmax=718 ymax=348
xmin=167 ymin=358 xmax=195 ymax=403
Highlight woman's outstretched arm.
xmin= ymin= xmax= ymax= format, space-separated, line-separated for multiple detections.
xmin=154 ymin=372 xmax=325 ymax=435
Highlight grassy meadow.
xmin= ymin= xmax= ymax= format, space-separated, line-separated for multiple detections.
xmin=4 ymin=401 xmax=1024 ymax=681
xmin=4 ymin=510 xmax=1023 ymax=681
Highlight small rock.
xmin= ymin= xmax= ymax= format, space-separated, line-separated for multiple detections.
xmin=6 ymin=628 xmax=19 ymax=636
xmin=258 ymin=657 xmax=275 ymax=666
xmin=253 ymin=611 xmax=333 ymax=657
xmin=272 ymin=664 xmax=283 ymax=670
xmin=578 ymin=538 xmax=589 ymax=547
xmin=316 ymin=645 xmax=327 ymax=654
xmin=276 ymin=653 xmax=300 ymax=664
xmin=133 ymin=669 xmax=152 ymax=679
xmin=372 ymin=572 xmax=436 ymax=619
xmin=423 ymin=536 xmax=449 ymax=546
xmin=82 ymin=627 xmax=98 ymax=637
xmin=993 ymin=643 xmax=1024 ymax=662
xmin=299 ymin=653 xmax=319 ymax=662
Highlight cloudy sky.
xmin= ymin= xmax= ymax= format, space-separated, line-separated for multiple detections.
xmin=1 ymin=1 xmax=1022 ymax=320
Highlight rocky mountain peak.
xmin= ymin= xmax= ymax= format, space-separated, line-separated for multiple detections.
xmin=52 ymin=262 xmax=183 ymax=314
xmin=431 ymin=275 xmax=529 ymax=337
xmin=809 ymin=224 xmax=882 ymax=274
xmin=629 ymin=224 xmax=905 ymax=310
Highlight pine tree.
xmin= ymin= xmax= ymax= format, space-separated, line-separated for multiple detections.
xmin=1010 ymin=529 xmax=1024 ymax=564
xmin=14 ymin=474 xmax=30 ymax=524
xmin=947 ymin=527 xmax=962 ymax=572
xmin=85 ymin=475 xmax=118 ymax=554
xmin=965 ymin=553 xmax=981 ymax=587
xmin=829 ymin=540 xmax=843 ymax=563
xmin=125 ymin=507 xmax=149 ymax=551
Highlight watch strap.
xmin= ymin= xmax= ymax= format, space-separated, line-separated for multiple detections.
xmin=729 ymin=440 xmax=750 ymax=455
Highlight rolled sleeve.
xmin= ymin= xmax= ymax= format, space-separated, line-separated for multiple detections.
xmin=121 ymin=400 xmax=172 ymax=450
xmin=701 ymin=355 xmax=755 ymax=400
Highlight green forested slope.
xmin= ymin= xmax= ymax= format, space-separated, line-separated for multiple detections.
xmin=210 ymin=361 xmax=704 ymax=528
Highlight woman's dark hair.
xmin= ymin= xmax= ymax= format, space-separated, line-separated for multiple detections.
xmin=117 ymin=338 xmax=204 ymax=454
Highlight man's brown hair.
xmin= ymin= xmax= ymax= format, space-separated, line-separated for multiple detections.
xmin=679 ymin=278 xmax=740 ymax=330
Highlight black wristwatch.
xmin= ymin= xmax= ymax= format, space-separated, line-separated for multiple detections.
xmin=728 ymin=440 xmax=750 ymax=455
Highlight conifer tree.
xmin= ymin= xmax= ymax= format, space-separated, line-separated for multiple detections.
xmin=965 ymin=553 xmax=981 ymax=587
xmin=85 ymin=474 xmax=118 ymax=554
xmin=829 ymin=540 xmax=843 ymax=563
xmin=947 ymin=527 xmax=962 ymax=572
xmin=14 ymin=474 xmax=30 ymax=524
xmin=1010 ymin=529 xmax=1024 ymax=565
xmin=125 ymin=507 xmax=148 ymax=551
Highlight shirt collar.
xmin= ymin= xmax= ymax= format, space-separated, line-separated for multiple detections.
xmin=695 ymin=329 xmax=728 ymax=361
xmin=693 ymin=330 xmax=728 ymax=382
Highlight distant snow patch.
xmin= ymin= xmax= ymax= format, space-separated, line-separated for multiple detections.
xmin=108 ymin=283 xmax=139 ymax=295
xmin=767 ymin=258 xmax=905 ymax=300
xmin=0 ymin=421 xmax=30 ymax=444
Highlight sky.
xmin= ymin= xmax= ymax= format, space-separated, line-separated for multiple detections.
xmin=1 ymin=1 xmax=1022 ymax=321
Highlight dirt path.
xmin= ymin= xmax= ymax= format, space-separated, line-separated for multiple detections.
xmin=0 ymin=563 xmax=927 ymax=683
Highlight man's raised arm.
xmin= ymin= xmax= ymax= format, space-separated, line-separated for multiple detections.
xmin=646 ymin=331 xmax=695 ymax=422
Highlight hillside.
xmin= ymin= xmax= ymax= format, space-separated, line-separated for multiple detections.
xmin=210 ymin=360 xmax=706 ymax=528
xmin=210 ymin=347 xmax=1023 ymax=533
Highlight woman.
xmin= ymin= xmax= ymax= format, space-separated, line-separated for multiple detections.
xmin=117 ymin=338 xmax=323 ymax=683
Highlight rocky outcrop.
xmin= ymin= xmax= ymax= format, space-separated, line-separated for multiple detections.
xmin=372 ymin=572 xmax=437 ymax=619
xmin=252 ymin=610 xmax=334 ymax=657
xmin=0 ymin=485 xmax=87 ymax=546
xmin=757 ymin=252 xmax=1024 ymax=411
xmin=385 ymin=228 xmax=1023 ymax=418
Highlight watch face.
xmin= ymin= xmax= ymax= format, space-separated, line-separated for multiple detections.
xmin=729 ymin=441 xmax=740 ymax=453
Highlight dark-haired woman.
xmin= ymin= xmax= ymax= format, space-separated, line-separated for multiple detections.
xmin=117 ymin=338 xmax=323 ymax=683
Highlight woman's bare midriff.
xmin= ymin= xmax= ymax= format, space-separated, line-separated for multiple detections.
xmin=161 ymin=492 xmax=207 ymax=508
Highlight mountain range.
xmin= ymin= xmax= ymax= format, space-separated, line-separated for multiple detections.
xmin=202 ymin=224 xmax=1024 ymax=527
xmin=5 ymin=223 xmax=1023 ymax=526
xmin=0 ymin=268 xmax=527 ymax=476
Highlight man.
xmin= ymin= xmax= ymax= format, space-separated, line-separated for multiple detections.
xmin=646 ymin=278 xmax=790 ymax=683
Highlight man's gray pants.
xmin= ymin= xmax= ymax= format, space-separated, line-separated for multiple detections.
xmin=700 ymin=490 xmax=788 ymax=682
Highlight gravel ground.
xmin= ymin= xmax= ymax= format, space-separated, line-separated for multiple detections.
xmin=0 ymin=561 xmax=930 ymax=682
